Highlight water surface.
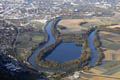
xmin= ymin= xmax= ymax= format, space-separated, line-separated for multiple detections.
xmin=46 ymin=42 xmax=82 ymax=62
xmin=88 ymin=31 xmax=98 ymax=66
xmin=28 ymin=19 xmax=98 ymax=72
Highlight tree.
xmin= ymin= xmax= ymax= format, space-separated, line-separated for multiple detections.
xmin=83 ymin=66 xmax=89 ymax=70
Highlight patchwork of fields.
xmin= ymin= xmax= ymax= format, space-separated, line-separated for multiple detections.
xmin=59 ymin=17 xmax=120 ymax=80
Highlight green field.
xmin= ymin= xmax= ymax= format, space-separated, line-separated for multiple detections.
xmin=32 ymin=35 xmax=44 ymax=41
xmin=16 ymin=48 xmax=24 ymax=55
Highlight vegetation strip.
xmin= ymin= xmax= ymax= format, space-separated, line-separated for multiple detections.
xmin=35 ymin=19 xmax=93 ymax=72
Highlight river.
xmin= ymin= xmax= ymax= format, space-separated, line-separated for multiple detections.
xmin=28 ymin=19 xmax=98 ymax=72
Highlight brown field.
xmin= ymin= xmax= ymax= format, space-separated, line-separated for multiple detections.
xmin=99 ymin=31 xmax=120 ymax=61
xmin=58 ymin=18 xmax=103 ymax=34
xmin=89 ymin=76 xmax=119 ymax=80
xmin=58 ymin=17 xmax=120 ymax=34
xmin=58 ymin=18 xmax=103 ymax=29
xmin=58 ymin=19 xmax=85 ymax=28
xmin=100 ymin=31 xmax=120 ymax=37
xmin=113 ymin=72 xmax=120 ymax=77
xmin=100 ymin=31 xmax=113 ymax=35
xmin=107 ymin=25 xmax=120 ymax=29
xmin=89 ymin=68 xmax=104 ymax=74
xmin=109 ymin=37 xmax=120 ymax=42
xmin=100 ymin=31 xmax=120 ymax=42
xmin=89 ymin=72 xmax=120 ymax=80
xmin=103 ymin=49 xmax=120 ymax=61
xmin=58 ymin=19 xmax=84 ymax=33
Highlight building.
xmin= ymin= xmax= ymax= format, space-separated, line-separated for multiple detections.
xmin=6 ymin=0 xmax=24 ymax=3
xmin=24 ymin=0 xmax=32 ymax=3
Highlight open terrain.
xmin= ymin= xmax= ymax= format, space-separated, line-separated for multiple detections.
xmin=84 ymin=17 xmax=120 ymax=80
xmin=89 ymin=72 xmax=120 ymax=80
xmin=58 ymin=17 xmax=120 ymax=62
xmin=15 ymin=20 xmax=46 ymax=61
xmin=58 ymin=17 xmax=120 ymax=34
xmin=99 ymin=31 xmax=120 ymax=61
xmin=107 ymin=25 xmax=120 ymax=29
xmin=58 ymin=17 xmax=120 ymax=80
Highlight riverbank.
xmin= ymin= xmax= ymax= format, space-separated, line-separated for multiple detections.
xmin=27 ymin=17 xmax=105 ymax=73
xmin=35 ymin=19 xmax=92 ymax=72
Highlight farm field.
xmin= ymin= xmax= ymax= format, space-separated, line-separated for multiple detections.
xmin=99 ymin=31 xmax=120 ymax=61
xmin=58 ymin=17 xmax=120 ymax=34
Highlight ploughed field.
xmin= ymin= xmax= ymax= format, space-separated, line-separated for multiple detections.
xmin=79 ymin=17 xmax=120 ymax=80
xmin=99 ymin=31 xmax=120 ymax=61
xmin=58 ymin=17 xmax=120 ymax=34
xmin=58 ymin=18 xmax=120 ymax=75
xmin=58 ymin=18 xmax=120 ymax=62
